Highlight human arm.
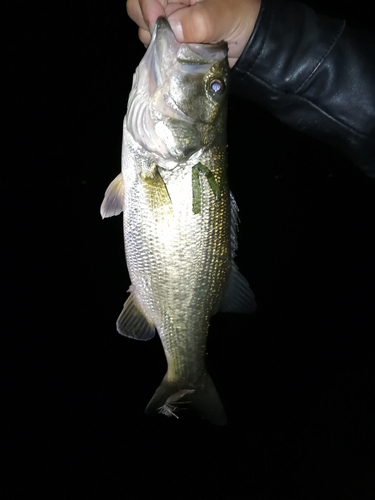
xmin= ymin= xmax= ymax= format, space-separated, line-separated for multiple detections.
xmin=232 ymin=0 xmax=375 ymax=177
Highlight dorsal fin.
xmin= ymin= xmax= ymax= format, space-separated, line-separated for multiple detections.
xmin=220 ymin=192 xmax=256 ymax=314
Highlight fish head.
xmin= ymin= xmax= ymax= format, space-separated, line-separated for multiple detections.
xmin=126 ymin=18 xmax=229 ymax=166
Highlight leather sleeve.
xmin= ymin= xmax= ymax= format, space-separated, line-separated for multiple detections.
xmin=232 ymin=0 xmax=375 ymax=177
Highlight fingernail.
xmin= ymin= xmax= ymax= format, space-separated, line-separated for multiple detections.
xmin=168 ymin=17 xmax=183 ymax=41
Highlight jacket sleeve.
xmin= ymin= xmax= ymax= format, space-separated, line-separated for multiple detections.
xmin=232 ymin=0 xmax=375 ymax=178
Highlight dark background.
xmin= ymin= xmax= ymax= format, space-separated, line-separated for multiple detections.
xmin=2 ymin=0 xmax=374 ymax=497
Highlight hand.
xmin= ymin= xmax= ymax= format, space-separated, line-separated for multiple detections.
xmin=126 ymin=0 xmax=261 ymax=67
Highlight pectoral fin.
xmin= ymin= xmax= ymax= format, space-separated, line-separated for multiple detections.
xmin=116 ymin=293 xmax=156 ymax=341
xmin=141 ymin=166 xmax=172 ymax=212
xmin=100 ymin=173 xmax=124 ymax=218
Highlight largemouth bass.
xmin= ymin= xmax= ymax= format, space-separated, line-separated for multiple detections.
xmin=101 ymin=18 xmax=256 ymax=425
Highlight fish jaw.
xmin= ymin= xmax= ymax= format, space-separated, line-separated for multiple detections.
xmin=125 ymin=18 xmax=230 ymax=165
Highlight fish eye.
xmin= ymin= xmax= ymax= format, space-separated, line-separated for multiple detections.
xmin=209 ymin=79 xmax=224 ymax=95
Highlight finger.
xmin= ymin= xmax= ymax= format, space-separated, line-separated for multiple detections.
xmin=168 ymin=1 xmax=229 ymax=44
xmin=138 ymin=27 xmax=152 ymax=46
xmin=126 ymin=0 xmax=149 ymax=31
xmin=127 ymin=0 xmax=167 ymax=32
xmin=140 ymin=0 xmax=168 ymax=31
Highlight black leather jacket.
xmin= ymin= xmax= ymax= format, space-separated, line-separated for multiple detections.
xmin=232 ymin=0 xmax=375 ymax=178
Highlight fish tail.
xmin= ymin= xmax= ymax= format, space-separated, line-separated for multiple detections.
xmin=145 ymin=372 xmax=227 ymax=425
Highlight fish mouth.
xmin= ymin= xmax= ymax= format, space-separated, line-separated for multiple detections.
xmin=148 ymin=18 xmax=179 ymax=89
xmin=148 ymin=18 xmax=227 ymax=124
xmin=149 ymin=18 xmax=227 ymax=86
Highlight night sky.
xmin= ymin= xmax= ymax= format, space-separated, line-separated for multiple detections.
xmin=3 ymin=0 xmax=375 ymax=497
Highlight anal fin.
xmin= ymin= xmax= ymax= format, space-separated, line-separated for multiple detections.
xmin=116 ymin=293 xmax=155 ymax=341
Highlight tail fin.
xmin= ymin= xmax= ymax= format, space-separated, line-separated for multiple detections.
xmin=145 ymin=372 xmax=227 ymax=425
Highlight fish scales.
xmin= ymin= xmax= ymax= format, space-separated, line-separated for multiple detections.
xmin=124 ymin=145 xmax=230 ymax=383
xmin=101 ymin=18 xmax=256 ymax=425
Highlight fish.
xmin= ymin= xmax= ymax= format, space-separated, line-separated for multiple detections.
xmin=100 ymin=18 xmax=256 ymax=425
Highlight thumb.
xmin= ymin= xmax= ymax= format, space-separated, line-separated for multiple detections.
xmin=168 ymin=2 xmax=228 ymax=44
